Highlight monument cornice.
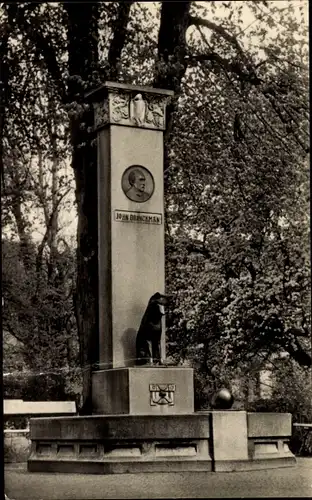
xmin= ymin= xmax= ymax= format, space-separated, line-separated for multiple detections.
xmin=85 ymin=81 xmax=174 ymax=101
xmin=85 ymin=81 xmax=174 ymax=131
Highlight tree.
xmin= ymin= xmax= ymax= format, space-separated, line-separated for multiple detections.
xmin=1 ymin=1 xmax=309 ymax=412
xmin=165 ymin=59 xmax=310 ymax=369
xmin=163 ymin=2 xmax=310 ymax=384
xmin=1 ymin=2 xmax=78 ymax=399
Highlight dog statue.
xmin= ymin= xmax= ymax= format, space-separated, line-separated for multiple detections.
xmin=135 ymin=292 xmax=167 ymax=366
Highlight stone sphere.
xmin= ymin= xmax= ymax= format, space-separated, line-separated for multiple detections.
xmin=212 ymin=388 xmax=234 ymax=410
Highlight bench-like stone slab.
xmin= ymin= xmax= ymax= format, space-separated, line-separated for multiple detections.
xmin=4 ymin=400 xmax=77 ymax=416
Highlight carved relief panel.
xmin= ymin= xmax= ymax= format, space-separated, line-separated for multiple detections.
xmin=94 ymin=89 xmax=169 ymax=131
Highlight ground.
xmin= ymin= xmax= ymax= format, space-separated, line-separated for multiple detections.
xmin=4 ymin=458 xmax=312 ymax=499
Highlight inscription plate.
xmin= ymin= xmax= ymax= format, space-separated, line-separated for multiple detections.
xmin=114 ymin=210 xmax=162 ymax=225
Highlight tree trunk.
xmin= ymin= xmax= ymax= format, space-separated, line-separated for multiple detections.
xmin=154 ymin=1 xmax=191 ymax=92
xmin=153 ymin=2 xmax=191 ymax=186
xmin=64 ymin=3 xmax=100 ymax=414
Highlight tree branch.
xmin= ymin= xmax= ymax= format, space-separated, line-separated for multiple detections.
xmin=282 ymin=337 xmax=311 ymax=368
xmin=10 ymin=192 xmax=34 ymax=270
xmin=36 ymin=188 xmax=71 ymax=275
xmin=3 ymin=320 xmax=27 ymax=345
xmin=188 ymin=19 xmax=308 ymax=153
xmin=189 ymin=15 xmax=248 ymax=64
xmin=14 ymin=5 xmax=66 ymax=102
xmin=190 ymin=25 xmax=263 ymax=85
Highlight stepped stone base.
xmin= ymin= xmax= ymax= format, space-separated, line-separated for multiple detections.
xmin=27 ymin=414 xmax=212 ymax=474
xmin=27 ymin=412 xmax=296 ymax=474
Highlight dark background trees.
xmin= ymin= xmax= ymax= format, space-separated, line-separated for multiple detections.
xmin=1 ymin=1 xmax=310 ymax=412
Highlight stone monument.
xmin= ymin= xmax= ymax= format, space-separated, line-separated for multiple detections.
xmin=89 ymin=82 xmax=194 ymax=417
xmin=27 ymin=82 xmax=296 ymax=474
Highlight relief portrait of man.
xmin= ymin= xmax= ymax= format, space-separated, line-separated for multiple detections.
xmin=122 ymin=165 xmax=154 ymax=203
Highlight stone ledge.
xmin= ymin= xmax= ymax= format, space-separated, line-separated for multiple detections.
xmin=29 ymin=414 xmax=210 ymax=440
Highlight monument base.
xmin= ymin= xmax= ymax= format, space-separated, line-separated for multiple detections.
xmin=27 ymin=412 xmax=296 ymax=474
xmin=92 ymin=367 xmax=194 ymax=415
xmin=27 ymin=414 xmax=212 ymax=474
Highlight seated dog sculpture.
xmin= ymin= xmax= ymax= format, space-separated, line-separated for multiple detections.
xmin=135 ymin=292 xmax=167 ymax=366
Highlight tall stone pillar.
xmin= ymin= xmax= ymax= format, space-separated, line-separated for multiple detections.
xmin=87 ymin=82 xmax=194 ymax=415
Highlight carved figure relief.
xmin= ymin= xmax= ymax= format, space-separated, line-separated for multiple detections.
xmin=145 ymin=97 xmax=165 ymax=129
xmin=110 ymin=93 xmax=129 ymax=122
xmin=150 ymin=384 xmax=175 ymax=406
xmin=135 ymin=293 xmax=167 ymax=365
xmin=121 ymin=165 xmax=154 ymax=203
xmin=94 ymin=90 xmax=169 ymax=130
xmin=129 ymin=94 xmax=146 ymax=126
xmin=94 ymin=100 xmax=109 ymax=129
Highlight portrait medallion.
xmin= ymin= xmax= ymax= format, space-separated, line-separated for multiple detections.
xmin=121 ymin=165 xmax=154 ymax=203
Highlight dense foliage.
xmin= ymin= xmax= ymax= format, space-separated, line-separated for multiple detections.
xmin=2 ymin=238 xmax=80 ymax=401
xmin=1 ymin=1 xmax=310 ymax=410
xmin=247 ymin=359 xmax=312 ymax=455
xmin=165 ymin=59 xmax=310 ymax=374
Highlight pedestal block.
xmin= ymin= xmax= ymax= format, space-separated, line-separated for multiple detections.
xmin=211 ymin=411 xmax=249 ymax=472
xmin=92 ymin=367 xmax=194 ymax=415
